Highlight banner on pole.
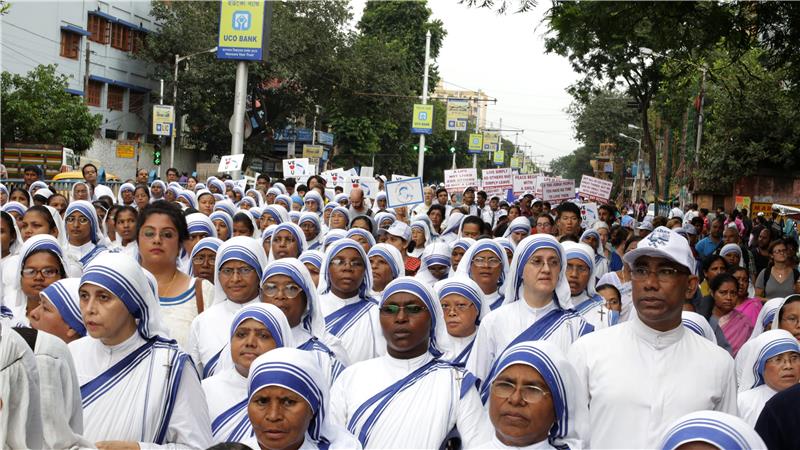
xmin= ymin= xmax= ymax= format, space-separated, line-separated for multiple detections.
xmin=578 ymin=175 xmax=613 ymax=202
xmin=282 ymin=158 xmax=315 ymax=178
xmin=482 ymin=168 xmax=513 ymax=190
xmin=510 ymin=156 xmax=520 ymax=169
xmin=445 ymin=98 xmax=469 ymax=131
xmin=411 ymin=104 xmax=434 ymax=134
xmin=216 ymin=0 xmax=271 ymax=61
xmin=444 ymin=168 xmax=478 ymax=190
xmin=467 ymin=134 xmax=483 ymax=155
xmin=493 ymin=150 xmax=505 ymax=166
xmin=302 ymin=144 xmax=323 ymax=158
xmin=483 ymin=132 xmax=499 ymax=152
xmin=152 ymin=105 xmax=174 ymax=136
xmin=542 ymin=179 xmax=575 ymax=202
xmin=386 ymin=177 xmax=425 ymax=208
xmin=218 ymin=154 xmax=245 ymax=173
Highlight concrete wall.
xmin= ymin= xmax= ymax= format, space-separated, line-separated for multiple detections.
xmin=82 ymin=138 xmax=200 ymax=181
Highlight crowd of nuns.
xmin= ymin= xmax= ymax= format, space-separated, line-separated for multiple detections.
xmin=2 ymin=170 xmax=799 ymax=450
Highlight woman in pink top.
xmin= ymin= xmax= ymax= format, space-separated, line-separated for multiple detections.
xmin=732 ymin=266 xmax=763 ymax=326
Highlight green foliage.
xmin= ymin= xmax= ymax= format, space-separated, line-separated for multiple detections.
xmin=550 ymin=146 xmax=593 ymax=181
xmin=567 ymin=90 xmax=639 ymax=162
xmin=1 ymin=65 xmax=101 ymax=152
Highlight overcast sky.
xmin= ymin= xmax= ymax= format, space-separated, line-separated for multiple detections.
xmin=350 ymin=0 xmax=582 ymax=169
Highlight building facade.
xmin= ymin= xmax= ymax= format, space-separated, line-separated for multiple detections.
xmin=432 ymin=81 xmax=490 ymax=131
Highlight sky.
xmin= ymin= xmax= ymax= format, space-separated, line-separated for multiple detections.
xmin=350 ymin=0 xmax=582 ymax=169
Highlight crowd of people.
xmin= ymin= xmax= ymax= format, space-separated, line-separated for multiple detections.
xmin=1 ymin=162 xmax=800 ymax=449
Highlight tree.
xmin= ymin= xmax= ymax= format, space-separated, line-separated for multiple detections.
xmin=1 ymin=65 xmax=101 ymax=152
xmin=550 ymin=146 xmax=593 ymax=181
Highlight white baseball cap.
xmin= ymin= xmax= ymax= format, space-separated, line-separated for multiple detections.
xmin=637 ymin=221 xmax=654 ymax=231
xmin=623 ymin=226 xmax=696 ymax=274
xmin=382 ymin=221 xmax=411 ymax=241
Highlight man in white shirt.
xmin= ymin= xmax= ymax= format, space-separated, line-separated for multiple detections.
xmin=482 ymin=195 xmax=502 ymax=230
xmin=568 ymin=226 xmax=737 ymax=449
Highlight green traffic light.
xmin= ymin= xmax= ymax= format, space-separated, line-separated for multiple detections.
xmin=449 ymin=146 xmax=456 ymax=153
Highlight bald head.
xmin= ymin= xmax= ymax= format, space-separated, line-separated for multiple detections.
xmin=350 ymin=187 xmax=364 ymax=209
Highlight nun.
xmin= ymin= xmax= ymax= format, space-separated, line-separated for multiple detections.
xmin=503 ymin=217 xmax=531 ymax=248
xmin=467 ymin=234 xmax=593 ymax=383
xmin=329 ymin=277 xmax=493 ymax=449
xmin=244 ymin=348 xmax=362 ymax=450
xmin=660 ymin=410 xmax=766 ymax=450
xmin=299 ymin=212 xmax=324 ymax=250
xmin=367 ymin=243 xmax=404 ymax=302
xmin=477 ymin=341 xmax=588 ymax=449
xmin=202 ymin=303 xmax=295 ymax=444
xmin=318 ymin=238 xmax=385 ymax=363
xmin=434 ymin=274 xmax=486 ymax=366
xmin=449 ymin=237 xmax=475 ymax=273
xmin=416 ymin=242 xmax=453 ymax=289
xmin=456 ymin=239 xmax=509 ymax=312
xmin=563 ymin=242 xmax=617 ymax=330
xmin=299 ymin=250 xmax=325 ymax=287
xmin=187 ymin=236 xmax=268 ymax=378
xmin=69 ymin=252 xmax=212 ymax=447
xmin=269 ymin=222 xmax=308 ymax=261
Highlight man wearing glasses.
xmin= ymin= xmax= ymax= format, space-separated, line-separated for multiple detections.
xmin=568 ymin=226 xmax=737 ymax=448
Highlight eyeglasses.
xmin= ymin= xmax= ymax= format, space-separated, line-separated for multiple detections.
xmin=473 ymin=256 xmax=502 ymax=268
xmin=140 ymin=229 xmax=176 ymax=240
xmin=330 ymin=258 xmax=365 ymax=269
xmin=441 ymin=303 xmax=474 ymax=313
xmin=379 ymin=304 xmax=428 ymax=315
xmin=773 ymin=248 xmax=787 ymax=255
xmin=527 ymin=257 xmax=561 ymax=270
xmin=219 ymin=266 xmax=256 ymax=277
xmin=781 ymin=315 xmax=800 ymax=327
xmin=631 ymin=266 xmax=689 ymax=282
xmin=491 ymin=380 xmax=550 ymax=403
xmin=566 ymin=263 xmax=590 ymax=274
xmin=65 ymin=216 xmax=90 ymax=224
xmin=22 ymin=267 xmax=60 ymax=278
xmin=191 ymin=255 xmax=216 ymax=265
xmin=262 ymin=282 xmax=303 ymax=298
xmin=767 ymin=352 xmax=800 ymax=366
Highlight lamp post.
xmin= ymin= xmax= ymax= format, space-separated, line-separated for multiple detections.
xmin=619 ymin=131 xmax=642 ymax=202
xmin=171 ymin=46 xmax=218 ymax=169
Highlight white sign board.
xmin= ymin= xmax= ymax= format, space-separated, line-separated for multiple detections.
xmin=345 ymin=168 xmax=359 ymax=178
xmin=542 ymin=179 xmax=575 ymax=202
xmin=321 ymin=169 xmax=347 ymax=188
xmin=218 ymin=154 xmax=245 ymax=173
xmin=232 ymin=179 xmax=248 ymax=191
xmin=482 ymin=168 xmax=513 ymax=190
xmin=360 ymin=166 xmax=374 ymax=178
xmin=444 ymin=168 xmax=478 ymax=191
xmin=282 ymin=158 xmax=316 ymax=178
xmin=580 ymin=202 xmax=599 ymax=228
xmin=534 ymin=175 xmax=561 ymax=194
xmin=513 ymin=174 xmax=538 ymax=195
xmin=386 ymin=177 xmax=424 ymax=208
xmin=391 ymin=174 xmax=412 ymax=181
xmin=578 ymin=175 xmax=613 ymax=202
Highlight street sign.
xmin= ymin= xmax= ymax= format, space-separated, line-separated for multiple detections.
xmin=152 ymin=105 xmax=174 ymax=136
xmin=411 ymin=104 xmax=433 ymax=134
xmin=116 ymin=143 xmax=135 ymax=159
xmin=467 ymin=133 xmax=483 ymax=155
xmin=302 ymin=144 xmax=323 ymax=158
xmin=445 ymin=98 xmax=469 ymax=131
xmin=493 ymin=149 xmax=505 ymax=166
xmin=483 ymin=132 xmax=499 ymax=152
xmin=217 ymin=0 xmax=271 ymax=61
xmin=510 ymin=156 xmax=520 ymax=169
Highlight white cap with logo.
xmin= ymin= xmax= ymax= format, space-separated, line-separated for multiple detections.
xmin=623 ymin=226 xmax=696 ymax=275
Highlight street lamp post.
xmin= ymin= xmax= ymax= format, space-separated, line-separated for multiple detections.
xmin=171 ymin=46 xmax=218 ymax=170
xmin=619 ymin=131 xmax=642 ymax=202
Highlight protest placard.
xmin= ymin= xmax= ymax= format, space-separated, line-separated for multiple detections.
xmin=578 ymin=175 xmax=613 ymax=202
xmin=282 ymin=158 xmax=315 ymax=178
xmin=482 ymin=168 xmax=513 ymax=190
xmin=542 ymin=179 xmax=575 ymax=202
xmin=218 ymin=154 xmax=245 ymax=173
xmin=513 ymin=174 xmax=538 ymax=195
xmin=386 ymin=177 xmax=424 ymax=208
xmin=444 ymin=168 xmax=478 ymax=190
xmin=580 ymin=202 xmax=599 ymax=228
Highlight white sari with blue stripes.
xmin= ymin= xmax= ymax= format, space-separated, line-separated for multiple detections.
xmin=70 ymin=333 xmax=211 ymax=448
xmin=329 ymin=352 xmax=492 ymax=449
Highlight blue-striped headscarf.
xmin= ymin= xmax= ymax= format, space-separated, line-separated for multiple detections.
xmin=189 ymin=237 xmax=222 ymax=278
xmin=213 ymin=236 xmax=268 ymax=303
xmin=346 ymin=228 xmax=376 ymax=248
xmin=455 ymin=239 xmax=508 ymax=292
xmin=434 ymin=274 xmax=485 ymax=324
xmin=261 ymin=258 xmax=327 ymax=338
xmin=207 ymin=179 xmax=226 ymax=195
xmin=65 ymin=200 xmax=104 ymax=244
xmin=230 ymin=303 xmax=294 ymax=349
xmin=660 ymin=411 xmax=766 ymax=450
xmin=367 ymin=243 xmax=404 ymax=280
xmin=319 ymin=238 xmax=374 ymax=299
xmin=275 ymin=194 xmax=293 ymax=211
xmin=2 ymin=201 xmax=27 ymax=218
xmin=186 ymin=212 xmax=217 ymax=238
xmin=299 ymin=250 xmax=324 ymax=271
xmin=269 ymin=222 xmax=308 ymax=261
xmin=262 ymin=205 xmax=289 ymax=225
xmin=380 ymin=277 xmax=452 ymax=359
xmin=214 ymin=200 xmax=237 ymax=217
xmin=289 ymin=211 xmax=301 ymax=223
xmin=373 ymin=211 xmax=396 ymax=230
xmin=237 ymin=196 xmax=257 ymax=209
xmin=563 ymin=241 xmax=596 ymax=295
xmin=303 ymin=191 xmax=324 ymax=214
xmin=177 ymin=190 xmax=198 ymax=210
xmin=299 ymin=212 xmax=322 ymax=244
xmin=39 ymin=278 xmax=86 ymax=336
xmin=503 ymin=234 xmax=570 ymax=309
xmin=209 ymin=211 xmax=233 ymax=240
xmin=323 ymin=229 xmax=347 ymax=251
xmin=749 ymin=329 xmax=800 ymax=389
xmin=480 ymin=341 xmax=586 ymax=449
xmin=328 ymin=206 xmax=350 ymax=229
xmin=81 ymin=252 xmax=170 ymax=339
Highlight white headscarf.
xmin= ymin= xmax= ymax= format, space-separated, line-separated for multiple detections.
xmin=317 ymin=238 xmax=374 ymax=299
xmin=479 ymin=340 xmax=588 ymax=449
xmin=456 ymin=238 xmax=509 ymax=297
xmin=409 ymin=220 xmax=432 ymax=258
xmin=416 ymin=242 xmax=452 ymax=288
xmin=681 ymin=311 xmax=717 ymax=343
xmin=92 ymin=184 xmax=114 ymax=203
xmin=69 ymin=182 xmax=91 ymax=202
xmin=247 ymin=348 xmax=361 ymax=449
xmin=771 ymin=294 xmax=800 ymax=331
xmin=736 ymin=329 xmax=799 ymax=392
xmin=116 ymin=182 xmax=136 ymax=206
xmin=502 ymin=234 xmax=571 ymax=309
xmin=186 ymin=212 xmax=217 ymax=238
xmin=298 ymin=212 xmax=323 ymax=249
xmin=503 ymin=216 xmax=532 ymax=246
xmin=659 ymin=410 xmax=766 ymax=450
xmin=1 ymin=209 xmax=23 ymax=256
xmin=562 ymin=241 xmax=596 ymax=296
xmin=11 ymin=235 xmax=73 ymax=319
xmin=42 ymin=205 xmax=68 ymax=248
xmin=213 ymin=236 xmax=268 ymax=305
xmin=268 ymin=222 xmax=309 ymax=262
xmin=749 ymin=297 xmax=784 ymax=340
xmin=262 ymin=204 xmax=290 ymax=225
xmin=80 ymin=251 xmax=171 ymax=340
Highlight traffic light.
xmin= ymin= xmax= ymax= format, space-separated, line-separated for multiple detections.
xmin=153 ymin=146 xmax=162 ymax=165
xmin=413 ymin=144 xmax=418 ymax=151
xmin=449 ymin=146 xmax=456 ymax=154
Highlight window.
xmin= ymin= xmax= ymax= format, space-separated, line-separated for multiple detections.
xmin=104 ymin=129 xmax=119 ymax=140
xmin=129 ymin=91 xmax=145 ymax=114
xmin=87 ymin=14 xmax=109 ymax=44
xmin=59 ymin=30 xmax=81 ymax=59
xmin=131 ymin=30 xmax=146 ymax=54
xmin=87 ymin=80 xmax=102 ymax=107
xmin=107 ymin=85 xmax=125 ymax=111
xmin=111 ymin=23 xmax=130 ymax=51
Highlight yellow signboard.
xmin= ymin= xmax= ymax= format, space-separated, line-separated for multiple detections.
xmin=510 ymin=156 xmax=520 ymax=169
xmin=116 ymin=143 xmax=135 ymax=159
xmin=494 ymin=150 xmax=505 ymax=165
xmin=483 ymin=132 xmax=499 ymax=152
xmin=445 ymin=98 xmax=469 ymax=131
xmin=411 ymin=104 xmax=433 ymax=134
xmin=152 ymin=105 xmax=174 ymax=136
xmin=303 ymin=144 xmax=323 ymax=158
xmin=217 ymin=0 xmax=270 ymax=61
xmin=467 ymin=133 xmax=483 ymax=155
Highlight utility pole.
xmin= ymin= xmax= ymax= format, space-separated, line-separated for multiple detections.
xmin=417 ymin=30 xmax=431 ymax=178
xmin=171 ymin=53 xmax=179 ymax=171
xmin=230 ymin=61 xmax=248 ymax=180
xmin=694 ymin=67 xmax=707 ymax=190
xmin=83 ymin=41 xmax=90 ymax=104
xmin=158 ymin=79 xmax=164 ymax=179
xmin=452 ymin=130 xmax=458 ymax=170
